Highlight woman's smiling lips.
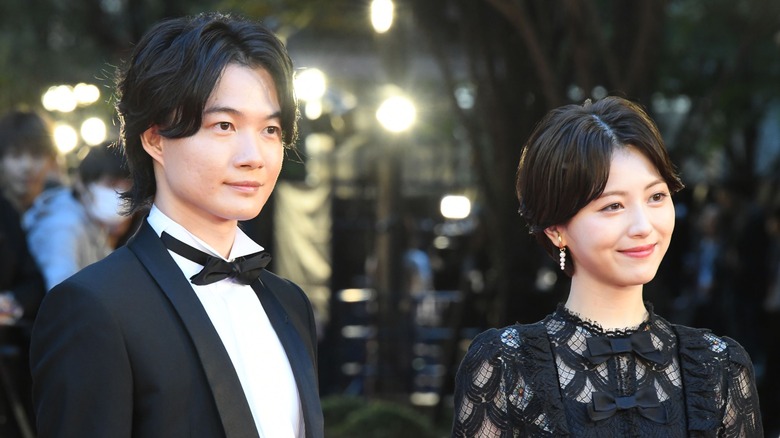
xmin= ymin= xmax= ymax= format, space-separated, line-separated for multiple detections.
xmin=619 ymin=244 xmax=656 ymax=258
xmin=226 ymin=180 xmax=261 ymax=192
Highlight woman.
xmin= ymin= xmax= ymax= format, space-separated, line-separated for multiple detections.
xmin=452 ymin=96 xmax=762 ymax=437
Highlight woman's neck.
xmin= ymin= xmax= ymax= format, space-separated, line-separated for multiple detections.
xmin=564 ymin=279 xmax=648 ymax=330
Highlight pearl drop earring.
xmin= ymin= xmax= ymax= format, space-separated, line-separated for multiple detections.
xmin=558 ymin=234 xmax=566 ymax=271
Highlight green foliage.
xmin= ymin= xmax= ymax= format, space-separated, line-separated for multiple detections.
xmin=323 ymin=396 xmax=440 ymax=438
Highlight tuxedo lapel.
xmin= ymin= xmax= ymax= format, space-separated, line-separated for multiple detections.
xmin=253 ymin=277 xmax=323 ymax=438
xmin=128 ymin=221 xmax=260 ymax=438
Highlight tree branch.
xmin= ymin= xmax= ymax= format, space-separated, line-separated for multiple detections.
xmin=484 ymin=0 xmax=563 ymax=107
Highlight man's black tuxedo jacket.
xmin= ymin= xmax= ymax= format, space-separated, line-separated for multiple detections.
xmin=30 ymin=221 xmax=323 ymax=438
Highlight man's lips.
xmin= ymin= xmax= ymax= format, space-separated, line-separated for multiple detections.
xmin=619 ymin=244 xmax=656 ymax=257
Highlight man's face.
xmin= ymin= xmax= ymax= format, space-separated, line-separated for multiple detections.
xmin=0 ymin=150 xmax=53 ymax=209
xmin=145 ymin=64 xmax=285 ymax=234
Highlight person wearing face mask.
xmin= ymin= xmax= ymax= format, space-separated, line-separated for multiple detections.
xmin=23 ymin=141 xmax=132 ymax=291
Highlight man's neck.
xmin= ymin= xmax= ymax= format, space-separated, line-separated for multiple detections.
xmin=153 ymin=205 xmax=238 ymax=259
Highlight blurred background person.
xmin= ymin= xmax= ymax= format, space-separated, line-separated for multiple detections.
xmin=0 ymin=107 xmax=50 ymax=330
xmin=0 ymin=108 xmax=52 ymax=437
xmin=23 ymin=142 xmax=133 ymax=291
xmin=0 ymin=190 xmax=45 ymax=438
xmin=0 ymin=110 xmax=61 ymax=214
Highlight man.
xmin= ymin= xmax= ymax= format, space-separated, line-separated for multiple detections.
xmin=30 ymin=12 xmax=323 ymax=438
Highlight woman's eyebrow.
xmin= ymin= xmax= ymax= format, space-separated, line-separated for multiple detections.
xmin=598 ymin=179 xmax=666 ymax=198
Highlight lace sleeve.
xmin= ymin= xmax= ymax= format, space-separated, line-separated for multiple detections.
xmin=452 ymin=329 xmax=513 ymax=438
xmin=722 ymin=337 xmax=764 ymax=437
xmin=659 ymin=324 xmax=767 ymax=437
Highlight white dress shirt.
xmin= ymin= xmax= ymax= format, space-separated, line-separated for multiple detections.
xmin=147 ymin=206 xmax=304 ymax=437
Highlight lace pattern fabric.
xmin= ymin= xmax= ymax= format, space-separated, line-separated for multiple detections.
xmin=452 ymin=305 xmax=763 ymax=437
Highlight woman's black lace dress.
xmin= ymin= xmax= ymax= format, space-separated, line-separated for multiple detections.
xmin=452 ymin=305 xmax=762 ymax=437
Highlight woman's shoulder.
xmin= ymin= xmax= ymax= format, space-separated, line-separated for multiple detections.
xmin=665 ymin=322 xmax=762 ymax=435
xmin=669 ymin=322 xmax=753 ymax=367
xmin=454 ymin=318 xmax=568 ymax=435
xmin=470 ymin=320 xmax=547 ymax=345
xmin=462 ymin=319 xmax=552 ymax=367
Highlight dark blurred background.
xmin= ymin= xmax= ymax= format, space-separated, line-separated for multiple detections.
xmin=1 ymin=0 xmax=779 ymax=435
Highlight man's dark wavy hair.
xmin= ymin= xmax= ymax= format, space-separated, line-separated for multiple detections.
xmin=115 ymin=12 xmax=298 ymax=214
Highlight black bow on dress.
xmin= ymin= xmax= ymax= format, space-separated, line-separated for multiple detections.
xmin=587 ymin=386 xmax=667 ymax=423
xmin=585 ymin=331 xmax=663 ymax=365
xmin=161 ymin=232 xmax=271 ymax=286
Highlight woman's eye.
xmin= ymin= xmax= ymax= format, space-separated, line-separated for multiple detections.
xmin=602 ymin=203 xmax=621 ymax=212
xmin=650 ymin=192 xmax=668 ymax=202
xmin=217 ymin=122 xmax=233 ymax=131
xmin=265 ymin=126 xmax=280 ymax=135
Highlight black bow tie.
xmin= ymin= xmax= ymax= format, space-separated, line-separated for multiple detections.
xmin=584 ymin=331 xmax=663 ymax=365
xmin=160 ymin=232 xmax=271 ymax=286
xmin=588 ymin=386 xmax=667 ymax=424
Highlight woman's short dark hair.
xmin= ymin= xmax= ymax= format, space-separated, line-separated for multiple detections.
xmin=515 ymin=96 xmax=684 ymax=276
xmin=115 ymin=12 xmax=298 ymax=214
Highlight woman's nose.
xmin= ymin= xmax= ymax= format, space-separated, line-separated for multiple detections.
xmin=628 ymin=205 xmax=653 ymax=237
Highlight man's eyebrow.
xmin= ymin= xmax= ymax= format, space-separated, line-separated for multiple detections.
xmin=203 ymin=106 xmax=241 ymax=116
xmin=203 ymin=106 xmax=282 ymax=121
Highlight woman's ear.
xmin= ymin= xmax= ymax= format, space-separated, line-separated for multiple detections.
xmin=543 ymin=226 xmax=562 ymax=248
xmin=140 ymin=126 xmax=164 ymax=165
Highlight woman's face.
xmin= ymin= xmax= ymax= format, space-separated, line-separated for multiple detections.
xmin=554 ymin=146 xmax=675 ymax=290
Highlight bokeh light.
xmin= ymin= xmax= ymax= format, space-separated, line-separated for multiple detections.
xmin=376 ymin=95 xmax=416 ymax=133
xmin=73 ymin=83 xmax=101 ymax=105
xmin=294 ymin=68 xmax=327 ymax=102
xmin=80 ymin=117 xmax=107 ymax=146
xmin=440 ymin=195 xmax=471 ymax=219
xmin=371 ymin=0 xmax=394 ymax=33
xmin=42 ymin=85 xmax=77 ymax=113
xmin=53 ymin=123 xmax=79 ymax=154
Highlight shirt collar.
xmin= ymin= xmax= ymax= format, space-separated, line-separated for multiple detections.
xmin=147 ymin=205 xmax=264 ymax=262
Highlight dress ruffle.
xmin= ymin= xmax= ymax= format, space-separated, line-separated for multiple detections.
xmin=675 ymin=325 xmax=722 ymax=436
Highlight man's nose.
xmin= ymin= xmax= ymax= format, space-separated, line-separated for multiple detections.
xmin=237 ymin=132 xmax=266 ymax=168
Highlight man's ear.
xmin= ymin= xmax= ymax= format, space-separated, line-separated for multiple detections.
xmin=140 ymin=126 xmax=164 ymax=165
xmin=543 ymin=226 xmax=562 ymax=248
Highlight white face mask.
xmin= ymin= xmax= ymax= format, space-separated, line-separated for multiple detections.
xmin=85 ymin=183 xmax=125 ymax=227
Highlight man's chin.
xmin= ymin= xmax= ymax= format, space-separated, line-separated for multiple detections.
xmin=234 ymin=209 xmax=264 ymax=222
